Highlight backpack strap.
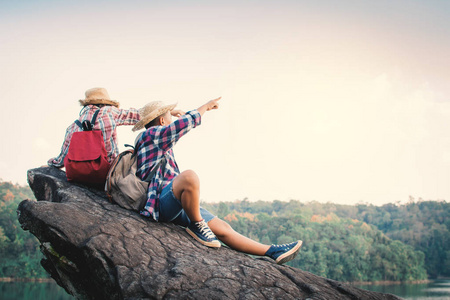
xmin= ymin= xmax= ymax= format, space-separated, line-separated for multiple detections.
xmin=74 ymin=120 xmax=83 ymax=129
xmin=143 ymin=157 xmax=167 ymax=182
xmin=91 ymin=109 xmax=101 ymax=126
xmin=74 ymin=109 xmax=101 ymax=131
xmin=130 ymin=132 xmax=144 ymax=158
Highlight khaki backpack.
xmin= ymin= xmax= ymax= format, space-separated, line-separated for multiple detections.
xmin=105 ymin=136 xmax=166 ymax=211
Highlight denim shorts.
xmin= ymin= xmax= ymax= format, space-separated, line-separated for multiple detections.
xmin=158 ymin=180 xmax=216 ymax=227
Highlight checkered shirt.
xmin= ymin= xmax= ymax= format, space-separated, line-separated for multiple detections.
xmin=48 ymin=105 xmax=140 ymax=167
xmin=135 ymin=110 xmax=201 ymax=221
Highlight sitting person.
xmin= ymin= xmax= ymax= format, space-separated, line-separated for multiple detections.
xmin=47 ymin=87 xmax=141 ymax=187
xmin=48 ymin=87 xmax=141 ymax=168
xmin=132 ymin=97 xmax=302 ymax=264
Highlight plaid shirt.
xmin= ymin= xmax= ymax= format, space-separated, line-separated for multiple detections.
xmin=48 ymin=105 xmax=140 ymax=167
xmin=135 ymin=110 xmax=201 ymax=221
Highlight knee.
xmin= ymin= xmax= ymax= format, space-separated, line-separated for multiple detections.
xmin=211 ymin=219 xmax=234 ymax=239
xmin=179 ymin=170 xmax=200 ymax=190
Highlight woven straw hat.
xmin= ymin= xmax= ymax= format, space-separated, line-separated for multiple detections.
xmin=78 ymin=87 xmax=120 ymax=108
xmin=132 ymin=101 xmax=177 ymax=132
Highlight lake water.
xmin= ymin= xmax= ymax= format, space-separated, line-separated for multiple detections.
xmin=1 ymin=279 xmax=449 ymax=299
xmin=0 ymin=280 xmax=74 ymax=300
xmin=354 ymin=280 xmax=450 ymax=300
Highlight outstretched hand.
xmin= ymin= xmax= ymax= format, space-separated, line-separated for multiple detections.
xmin=197 ymin=97 xmax=222 ymax=116
xmin=205 ymin=97 xmax=221 ymax=111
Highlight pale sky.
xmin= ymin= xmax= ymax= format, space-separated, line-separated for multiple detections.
xmin=1 ymin=0 xmax=449 ymax=205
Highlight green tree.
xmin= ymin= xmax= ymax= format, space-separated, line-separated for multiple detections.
xmin=209 ymin=199 xmax=430 ymax=282
xmin=0 ymin=180 xmax=48 ymax=279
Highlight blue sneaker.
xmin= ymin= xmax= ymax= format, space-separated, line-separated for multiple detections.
xmin=265 ymin=240 xmax=302 ymax=264
xmin=186 ymin=219 xmax=221 ymax=248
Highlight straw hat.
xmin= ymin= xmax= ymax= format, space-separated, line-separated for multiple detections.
xmin=78 ymin=87 xmax=120 ymax=107
xmin=132 ymin=101 xmax=177 ymax=132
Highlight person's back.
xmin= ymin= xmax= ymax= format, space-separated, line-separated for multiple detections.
xmin=47 ymin=87 xmax=140 ymax=186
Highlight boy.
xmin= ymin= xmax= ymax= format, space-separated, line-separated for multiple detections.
xmin=133 ymin=97 xmax=302 ymax=264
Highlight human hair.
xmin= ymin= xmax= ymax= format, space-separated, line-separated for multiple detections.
xmin=145 ymin=116 xmax=162 ymax=129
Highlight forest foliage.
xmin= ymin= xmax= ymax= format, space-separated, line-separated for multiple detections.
xmin=0 ymin=180 xmax=48 ymax=278
xmin=202 ymin=198 xmax=448 ymax=282
xmin=0 ymin=179 xmax=448 ymax=282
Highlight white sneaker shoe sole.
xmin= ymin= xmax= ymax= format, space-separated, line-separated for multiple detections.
xmin=186 ymin=228 xmax=221 ymax=248
xmin=276 ymin=240 xmax=303 ymax=264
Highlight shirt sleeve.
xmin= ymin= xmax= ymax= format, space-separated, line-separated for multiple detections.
xmin=47 ymin=123 xmax=75 ymax=168
xmin=146 ymin=110 xmax=201 ymax=153
xmin=113 ymin=107 xmax=141 ymax=125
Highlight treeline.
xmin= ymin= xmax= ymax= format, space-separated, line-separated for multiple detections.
xmin=1 ymin=179 xmax=447 ymax=282
xmin=0 ymin=180 xmax=48 ymax=278
xmin=202 ymin=198 xmax=448 ymax=282
xmin=333 ymin=199 xmax=449 ymax=278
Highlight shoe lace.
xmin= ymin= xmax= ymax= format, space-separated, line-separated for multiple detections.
xmin=272 ymin=243 xmax=290 ymax=249
xmin=197 ymin=221 xmax=216 ymax=239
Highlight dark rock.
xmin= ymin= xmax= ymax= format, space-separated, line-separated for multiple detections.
xmin=18 ymin=167 xmax=404 ymax=300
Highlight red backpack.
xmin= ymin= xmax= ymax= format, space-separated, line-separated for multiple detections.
xmin=64 ymin=110 xmax=111 ymax=187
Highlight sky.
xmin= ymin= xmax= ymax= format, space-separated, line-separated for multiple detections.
xmin=1 ymin=0 xmax=449 ymax=206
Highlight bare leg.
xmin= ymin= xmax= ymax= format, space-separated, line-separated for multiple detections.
xmin=172 ymin=170 xmax=202 ymax=222
xmin=208 ymin=217 xmax=270 ymax=256
xmin=172 ymin=170 xmax=270 ymax=255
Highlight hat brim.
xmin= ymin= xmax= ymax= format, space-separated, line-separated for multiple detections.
xmin=79 ymin=99 xmax=120 ymax=108
xmin=132 ymin=103 xmax=177 ymax=132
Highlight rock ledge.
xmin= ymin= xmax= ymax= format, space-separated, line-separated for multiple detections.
xmin=18 ymin=167 xmax=403 ymax=300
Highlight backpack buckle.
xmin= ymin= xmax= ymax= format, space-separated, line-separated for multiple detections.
xmin=82 ymin=120 xmax=93 ymax=131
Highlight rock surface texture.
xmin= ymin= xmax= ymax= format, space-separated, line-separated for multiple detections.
xmin=17 ymin=167 xmax=403 ymax=300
